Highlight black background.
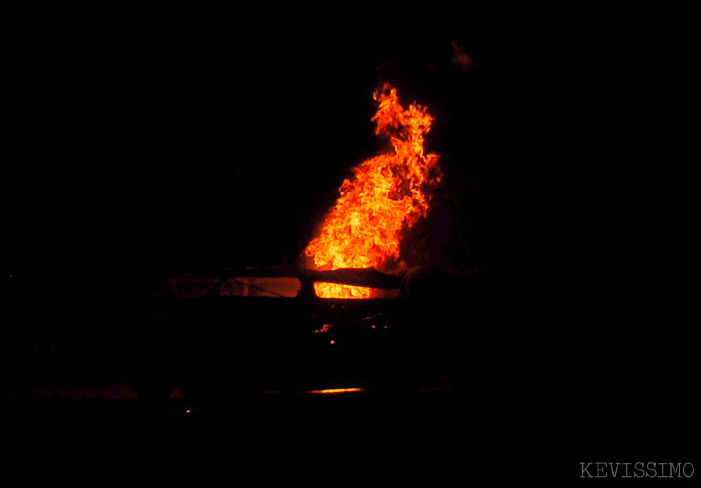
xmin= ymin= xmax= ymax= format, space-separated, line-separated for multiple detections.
xmin=3 ymin=6 xmax=697 ymax=481
xmin=6 ymin=14 xmax=503 ymax=299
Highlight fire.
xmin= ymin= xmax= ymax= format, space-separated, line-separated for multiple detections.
xmin=305 ymin=84 xmax=440 ymax=298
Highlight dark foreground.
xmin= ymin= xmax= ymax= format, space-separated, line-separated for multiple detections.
xmin=2 ymin=377 xmax=697 ymax=484
xmin=2 ymin=271 xmax=698 ymax=481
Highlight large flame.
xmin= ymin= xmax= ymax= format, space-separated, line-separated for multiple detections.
xmin=305 ymin=84 xmax=440 ymax=298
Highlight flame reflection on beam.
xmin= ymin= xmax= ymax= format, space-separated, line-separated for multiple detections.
xmin=303 ymin=388 xmax=366 ymax=395
xmin=257 ymin=388 xmax=366 ymax=395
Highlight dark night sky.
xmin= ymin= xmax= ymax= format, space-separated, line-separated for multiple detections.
xmin=6 ymin=19 xmax=498 ymax=291
xmin=5 ymin=9 xmax=692 ymax=307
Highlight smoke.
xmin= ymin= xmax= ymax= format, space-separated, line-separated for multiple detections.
xmin=451 ymin=40 xmax=475 ymax=72
xmin=374 ymin=39 xmax=477 ymax=76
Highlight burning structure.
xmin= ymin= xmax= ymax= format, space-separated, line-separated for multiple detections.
xmin=305 ymin=83 xmax=441 ymax=298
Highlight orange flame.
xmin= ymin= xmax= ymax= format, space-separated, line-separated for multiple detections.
xmin=305 ymin=84 xmax=440 ymax=298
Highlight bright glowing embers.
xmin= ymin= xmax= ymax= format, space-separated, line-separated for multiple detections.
xmin=305 ymin=84 xmax=440 ymax=298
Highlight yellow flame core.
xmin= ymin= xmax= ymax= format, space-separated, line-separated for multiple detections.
xmin=305 ymin=84 xmax=440 ymax=299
